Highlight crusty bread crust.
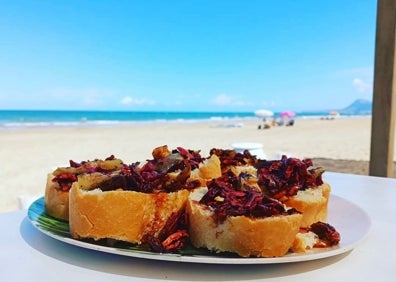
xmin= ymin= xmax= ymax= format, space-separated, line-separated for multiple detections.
xmin=45 ymin=157 xmax=124 ymax=221
xmin=69 ymin=183 xmax=190 ymax=244
xmin=187 ymin=188 xmax=303 ymax=257
xmin=283 ymin=183 xmax=331 ymax=227
xmin=44 ymin=171 xmax=123 ymax=221
xmin=45 ymin=173 xmax=69 ymax=221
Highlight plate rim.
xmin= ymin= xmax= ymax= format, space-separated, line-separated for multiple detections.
xmin=27 ymin=194 xmax=371 ymax=264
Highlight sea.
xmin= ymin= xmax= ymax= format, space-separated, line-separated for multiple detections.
xmin=0 ymin=109 xmax=363 ymax=130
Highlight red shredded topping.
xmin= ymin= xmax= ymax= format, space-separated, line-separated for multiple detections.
xmin=144 ymin=210 xmax=189 ymax=253
xmin=101 ymin=147 xmax=205 ymax=193
xmin=209 ymin=148 xmax=257 ymax=170
xmin=199 ymin=170 xmax=299 ymax=223
xmin=256 ymin=155 xmax=324 ymax=199
xmin=52 ymin=173 xmax=77 ymax=192
xmin=310 ymin=222 xmax=341 ymax=247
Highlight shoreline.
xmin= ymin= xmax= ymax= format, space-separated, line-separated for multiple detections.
xmin=0 ymin=116 xmax=255 ymax=130
xmin=0 ymin=113 xmax=370 ymax=131
xmin=1 ymin=116 xmax=392 ymax=214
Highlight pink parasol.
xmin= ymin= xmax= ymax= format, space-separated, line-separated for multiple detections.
xmin=279 ymin=111 xmax=296 ymax=118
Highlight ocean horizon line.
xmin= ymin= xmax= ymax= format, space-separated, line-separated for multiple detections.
xmin=0 ymin=109 xmax=370 ymax=130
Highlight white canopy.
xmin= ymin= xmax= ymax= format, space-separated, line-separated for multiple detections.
xmin=254 ymin=109 xmax=274 ymax=118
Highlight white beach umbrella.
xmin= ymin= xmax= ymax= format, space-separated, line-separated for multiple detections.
xmin=254 ymin=109 xmax=274 ymax=118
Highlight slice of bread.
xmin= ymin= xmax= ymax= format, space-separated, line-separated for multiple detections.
xmin=187 ymin=188 xmax=302 ymax=257
xmin=283 ymin=183 xmax=331 ymax=227
xmin=44 ymin=173 xmax=70 ymax=221
xmin=69 ymin=183 xmax=189 ymax=244
xmin=44 ymin=156 xmax=124 ymax=221
xmin=256 ymin=156 xmax=330 ymax=228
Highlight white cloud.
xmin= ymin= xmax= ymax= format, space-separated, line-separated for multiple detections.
xmin=352 ymin=78 xmax=372 ymax=93
xmin=121 ymin=96 xmax=134 ymax=105
xmin=212 ymin=94 xmax=232 ymax=106
xmin=120 ymin=96 xmax=155 ymax=106
xmin=211 ymin=93 xmax=255 ymax=108
xmin=163 ymin=100 xmax=183 ymax=106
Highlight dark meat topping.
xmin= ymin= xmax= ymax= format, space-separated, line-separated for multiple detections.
xmin=52 ymin=155 xmax=120 ymax=191
xmin=116 ymin=147 xmax=205 ymax=193
xmin=69 ymin=155 xmax=116 ymax=168
xmin=52 ymin=148 xmax=205 ymax=193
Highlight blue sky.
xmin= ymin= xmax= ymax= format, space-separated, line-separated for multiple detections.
xmin=0 ymin=0 xmax=377 ymax=112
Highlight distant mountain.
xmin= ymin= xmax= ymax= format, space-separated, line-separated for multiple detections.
xmin=339 ymin=99 xmax=372 ymax=115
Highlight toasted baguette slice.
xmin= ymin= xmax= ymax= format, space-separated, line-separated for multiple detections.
xmin=187 ymin=188 xmax=302 ymax=258
xmin=45 ymin=173 xmax=69 ymax=221
xmin=283 ymin=183 xmax=331 ymax=227
xmin=69 ymin=183 xmax=190 ymax=244
xmin=45 ymin=157 xmax=124 ymax=221
xmin=45 ymin=171 xmax=123 ymax=221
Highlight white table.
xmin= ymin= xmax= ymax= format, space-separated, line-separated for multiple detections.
xmin=1 ymin=172 xmax=395 ymax=281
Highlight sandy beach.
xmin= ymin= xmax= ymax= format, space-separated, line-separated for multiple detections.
xmin=1 ymin=116 xmax=393 ymax=214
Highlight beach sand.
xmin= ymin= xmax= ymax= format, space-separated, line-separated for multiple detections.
xmin=1 ymin=116 xmax=394 ymax=213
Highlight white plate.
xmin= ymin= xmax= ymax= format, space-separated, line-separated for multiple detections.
xmin=28 ymin=195 xmax=370 ymax=264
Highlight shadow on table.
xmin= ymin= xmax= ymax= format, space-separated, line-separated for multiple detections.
xmin=20 ymin=217 xmax=350 ymax=281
